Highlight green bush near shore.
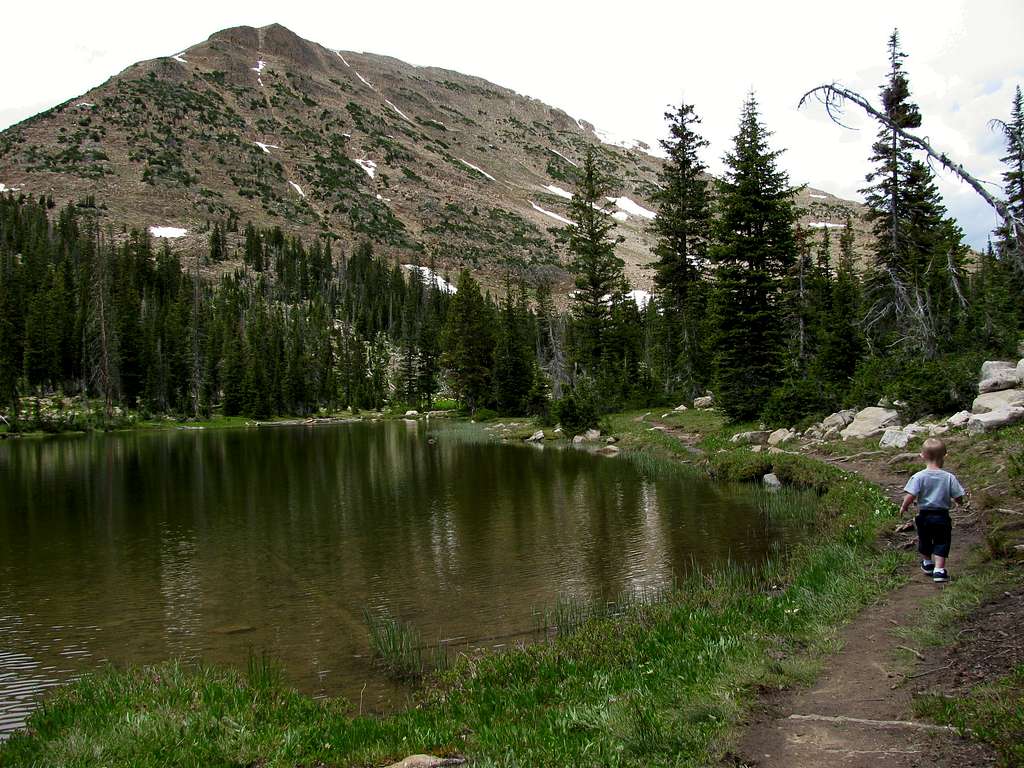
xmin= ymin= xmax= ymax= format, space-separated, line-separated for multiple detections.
xmin=0 ymin=414 xmax=905 ymax=768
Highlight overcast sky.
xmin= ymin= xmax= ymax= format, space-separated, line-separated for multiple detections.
xmin=2 ymin=0 xmax=1022 ymax=247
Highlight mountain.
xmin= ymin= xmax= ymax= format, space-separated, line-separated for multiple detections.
xmin=0 ymin=23 xmax=870 ymax=291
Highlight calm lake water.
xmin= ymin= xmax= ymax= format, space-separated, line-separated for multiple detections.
xmin=0 ymin=420 xmax=808 ymax=736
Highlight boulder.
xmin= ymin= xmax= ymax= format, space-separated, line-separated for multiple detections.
xmin=967 ymin=407 xmax=1024 ymax=436
xmin=980 ymin=360 xmax=1016 ymax=381
xmin=584 ymin=428 xmax=601 ymax=441
xmin=730 ymin=430 xmax=770 ymax=446
xmin=525 ymin=430 xmax=545 ymax=443
xmin=972 ymin=389 xmax=1024 ymax=414
xmin=979 ymin=371 xmax=1023 ymax=394
xmin=634 ymin=412 xmax=652 ymax=422
xmin=763 ymin=472 xmax=782 ymax=490
xmin=605 ymin=436 xmax=618 ymax=444
xmin=879 ymin=427 xmax=910 ymax=449
xmin=946 ymin=410 xmax=972 ymax=427
xmin=572 ymin=435 xmax=585 ymax=444
xmin=404 ymin=410 xmax=420 ymax=418
xmin=767 ymin=427 xmax=796 ymax=446
xmin=821 ymin=409 xmax=857 ymax=432
xmin=693 ymin=395 xmax=714 ymax=409
xmin=840 ymin=407 xmax=901 ymax=440
xmin=928 ymin=424 xmax=950 ymax=436
xmin=673 ymin=403 xmax=688 ymax=411
xmin=750 ymin=444 xmax=763 ymax=453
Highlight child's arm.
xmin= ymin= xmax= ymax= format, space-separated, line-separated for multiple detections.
xmin=899 ymin=492 xmax=916 ymax=516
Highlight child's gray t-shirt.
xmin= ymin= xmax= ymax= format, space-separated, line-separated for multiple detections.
xmin=904 ymin=469 xmax=965 ymax=511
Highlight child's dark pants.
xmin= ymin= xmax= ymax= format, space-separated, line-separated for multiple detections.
xmin=915 ymin=508 xmax=952 ymax=558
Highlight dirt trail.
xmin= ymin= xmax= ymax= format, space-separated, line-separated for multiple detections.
xmin=734 ymin=451 xmax=994 ymax=768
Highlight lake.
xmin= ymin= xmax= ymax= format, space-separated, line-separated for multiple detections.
xmin=0 ymin=420 xmax=808 ymax=736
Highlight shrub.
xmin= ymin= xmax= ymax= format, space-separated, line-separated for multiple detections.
xmin=893 ymin=354 xmax=979 ymax=419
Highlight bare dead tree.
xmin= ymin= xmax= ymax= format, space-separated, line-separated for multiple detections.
xmin=799 ymin=83 xmax=1024 ymax=268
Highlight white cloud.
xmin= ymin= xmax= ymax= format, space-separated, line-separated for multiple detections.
xmin=1 ymin=0 xmax=1021 ymax=247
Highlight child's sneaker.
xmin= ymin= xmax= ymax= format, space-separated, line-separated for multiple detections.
xmin=932 ymin=569 xmax=949 ymax=583
xmin=920 ymin=560 xmax=935 ymax=574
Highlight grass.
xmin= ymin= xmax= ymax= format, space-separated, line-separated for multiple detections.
xmin=364 ymin=609 xmax=426 ymax=679
xmin=0 ymin=414 xmax=908 ymax=767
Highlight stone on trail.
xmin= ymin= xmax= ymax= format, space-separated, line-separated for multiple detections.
xmin=767 ymin=427 xmax=796 ymax=446
xmin=967 ymin=407 xmax=1024 ymax=435
xmin=730 ymin=430 xmax=770 ymax=446
xmin=763 ymin=472 xmax=782 ymax=490
xmin=972 ymin=388 xmax=1024 ymax=414
xmin=673 ymin=403 xmax=688 ymax=411
xmin=879 ymin=427 xmax=909 ymax=449
xmin=839 ymin=407 xmax=900 ymax=440
xmin=525 ymin=430 xmax=545 ymax=443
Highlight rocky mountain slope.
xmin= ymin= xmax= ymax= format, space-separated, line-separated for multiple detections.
xmin=0 ymin=23 xmax=869 ymax=292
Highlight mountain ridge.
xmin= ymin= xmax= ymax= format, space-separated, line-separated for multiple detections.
xmin=0 ymin=22 xmax=870 ymax=291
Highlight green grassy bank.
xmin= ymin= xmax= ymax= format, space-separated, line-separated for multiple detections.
xmin=0 ymin=411 xmax=918 ymax=767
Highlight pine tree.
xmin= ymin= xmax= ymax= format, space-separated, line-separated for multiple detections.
xmin=710 ymin=94 xmax=799 ymax=422
xmin=493 ymin=278 xmax=535 ymax=414
xmin=567 ymin=146 xmax=625 ymax=376
xmin=441 ymin=270 xmax=495 ymax=413
xmin=651 ymin=100 xmax=713 ymax=396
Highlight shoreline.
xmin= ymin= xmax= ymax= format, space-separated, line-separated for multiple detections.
xmin=0 ymin=410 xmax=1020 ymax=767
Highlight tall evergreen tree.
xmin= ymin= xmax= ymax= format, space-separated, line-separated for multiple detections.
xmin=567 ymin=146 xmax=625 ymax=376
xmin=710 ymin=94 xmax=799 ymax=421
xmin=651 ymin=100 xmax=713 ymax=396
xmin=441 ymin=270 xmax=495 ymax=413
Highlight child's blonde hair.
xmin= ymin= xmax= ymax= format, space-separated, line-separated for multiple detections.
xmin=922 ymin=437 xmax=947 ymax=465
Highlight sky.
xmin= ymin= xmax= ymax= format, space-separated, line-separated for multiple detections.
xmin=2 ymin=0 xmax=1022 ymax=248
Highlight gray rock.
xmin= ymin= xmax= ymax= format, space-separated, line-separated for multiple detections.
xmin=821 ymin=409 xmax=857 ymax=431
xmin=928 ymin=424 xmax=950 ymax=436
xmin=730 ymin=430 xmax=771 ymax=446
xmin=572 ymin=435 xmax=585 ymax=444
xmin=525 ymin=430 xmax=545 ymax=443
xmin=673 ymin=403 xmax=688 ymax=411
xmin=972 ymin=389 xmax=1024 ymax=414
xmin=946 ymin=410 xmax=972 ymax=427
xmin=967 ymin=407 xmax=1024 ymax=435
xmin=840 ymin=407 xmax=901 ymax=440
xmin=404 ymin=409 xmax=420 ymax=417
xmin=596 ymin=445 xmax=621 ymax=456
xmin=384 ymin=756 xmax=465 ymax=768
xmin=763 ymin=472 xmax=782 ymax=490
xmin=583 ymin=428 xmax=601 ymax=441
xmin=979 ymin=371 xmax=1023 ymax=394
xmin=605 ymin=436 xmax=618 ymax=444
xmin=767 ymin=427 xmax=796 ymax=446
xmin=879 ymin=427 xmax=909 ymax=449
xmin=980 ymin=360 xmax=1016 ymax=381
xmin=693 ymin=395 xmax=714 ymax=409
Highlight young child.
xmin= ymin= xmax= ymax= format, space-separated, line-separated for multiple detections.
xmin=899 ymin=437 xmax=966 ymax=583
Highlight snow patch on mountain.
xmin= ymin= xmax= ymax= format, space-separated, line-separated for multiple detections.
xmin=547 ymin=148 xmax=578 ymax=167
xmin=385 ymin=100 xmax=413 ymax=123
xmin=626 ymin=289 xmax=653 ymax=310
xmin=809 ymin=193 xmax=828 ymax=199
xmin=403 ymin=264 xmax=457 ymax=294
xmin=171 ymin=52 xmax=188 ymax=64
xmin=288 ymin=181 xmax=305 ymax=197
xmin=0 ymin=182 xmax=23 ymax=193
xmin=530 ymin=202 xmax=572 ymax=226
xmin=149 ymin=226 xmax=187 ymax=238
xmin=459 ymin=159 xmax=496 ymax=181
xmin=336 ymin=51 xmax=350 ymax=67
xmin=354 ymin=159 xmax=377 ymax=179
xmin=355 ymin=71 xmax=375 ymax=90
xmin=254 ymin=142 xmax=279 ymax=154
xmin=808 ymin=221 xmax=844 ymax=229
xmin=611 ymin=211 xmax=629 ymax=222
xmin=607 ymin=196 xmax=657 ymax=220
xmin=76 ymin=102 xmax=95 ymax=109
xmin=542 ymin=184 xmax=573 ymax=200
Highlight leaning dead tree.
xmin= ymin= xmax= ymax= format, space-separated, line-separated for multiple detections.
xmin=799 ymin=83 xmax=1024 ymax=270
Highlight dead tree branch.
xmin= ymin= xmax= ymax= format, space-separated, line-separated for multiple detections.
xmin=799 ymin=83 xmax=1024 ymax=265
